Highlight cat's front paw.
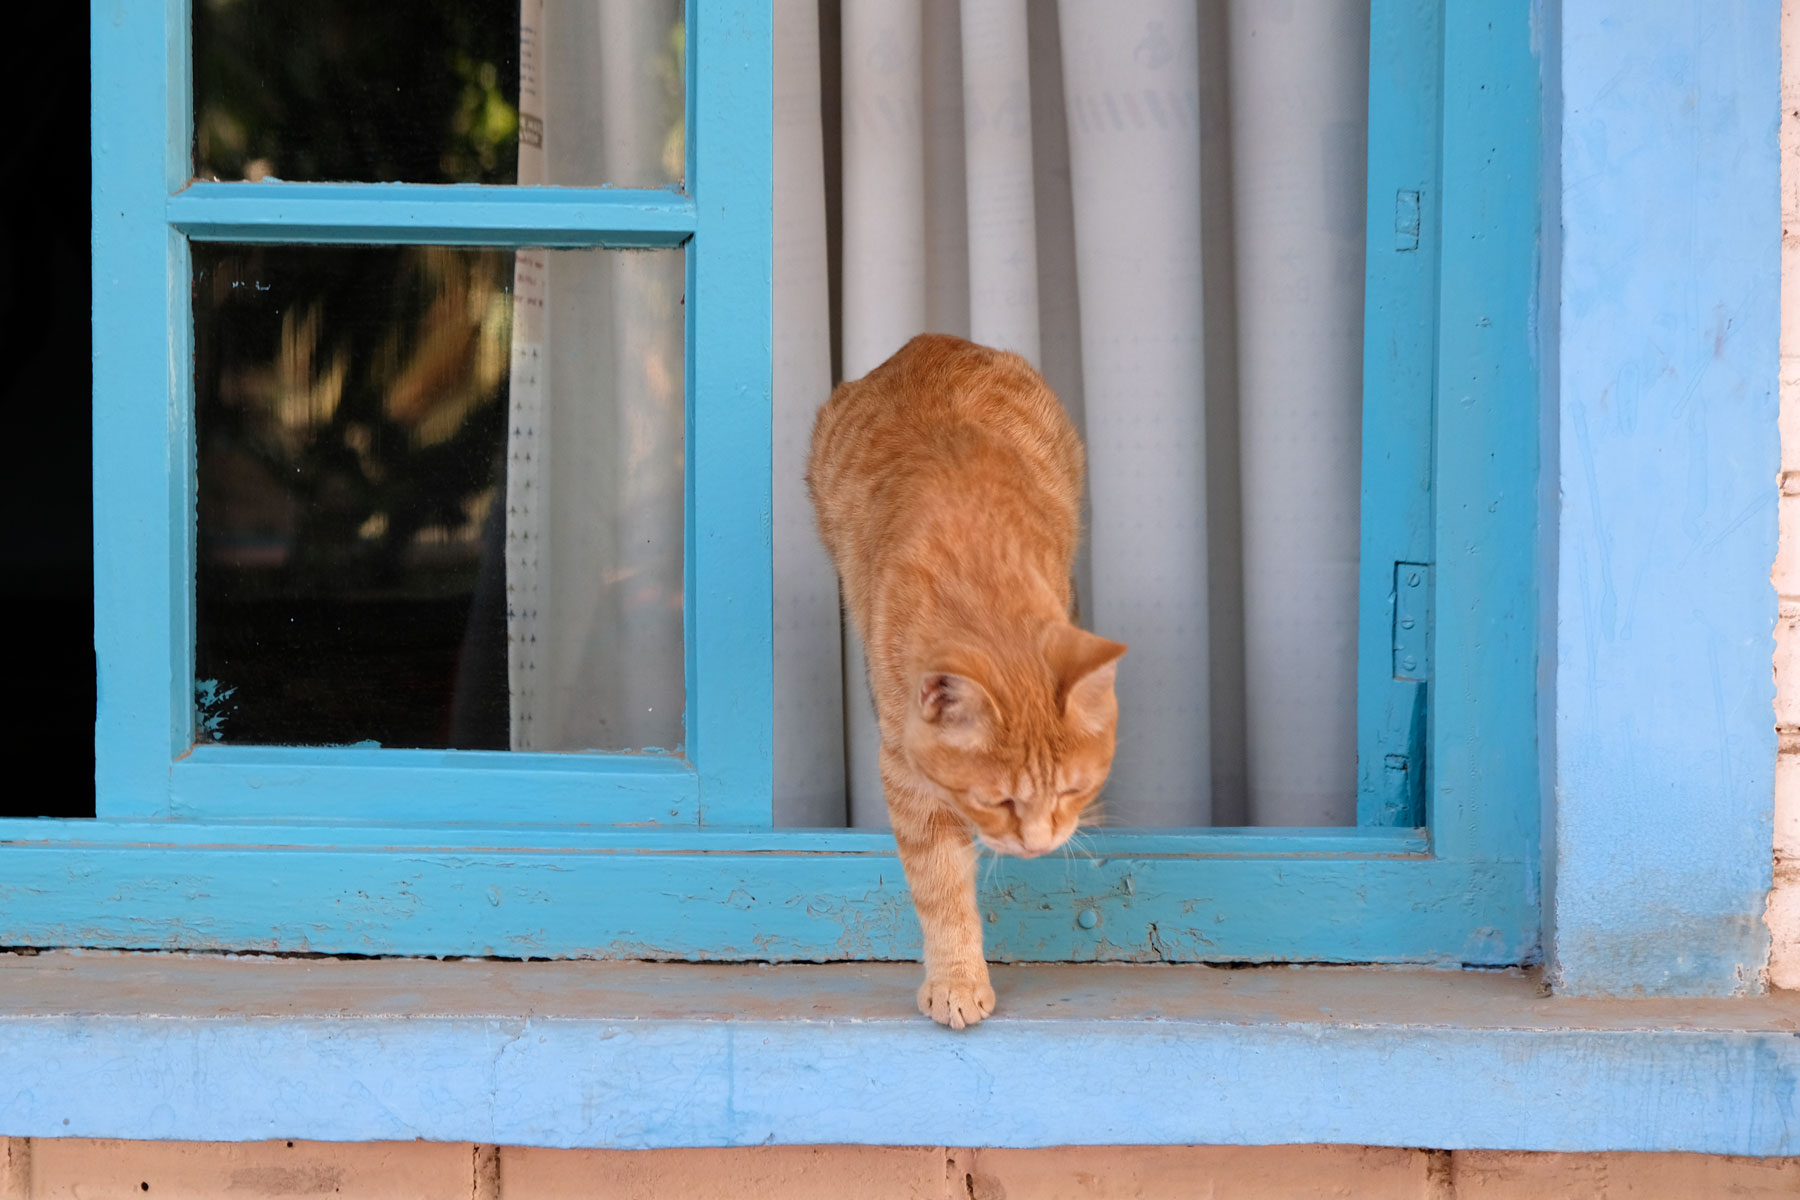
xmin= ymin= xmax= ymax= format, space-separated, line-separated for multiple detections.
xmin=917 ymin=967 xmax=996 ymax=1030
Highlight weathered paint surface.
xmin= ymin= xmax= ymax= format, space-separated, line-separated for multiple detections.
xmin=1551 ymin=0 xmax=1782 ymax=994
xmin=0 ymin=824 xmax=1528 ymax=964
xmin=1 ymin=955 xmax=1795 ymax=1153
xmin=1356 ymin=0 xmax=1442 ymax=828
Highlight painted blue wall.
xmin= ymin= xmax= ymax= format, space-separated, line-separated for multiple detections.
xmin=5 ymin=959 xmax=1797 ymax=1154
xmin=1551 ymin=0 xmax=1780 ymax=995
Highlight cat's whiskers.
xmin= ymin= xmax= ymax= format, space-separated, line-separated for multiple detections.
xmin=1054 ymin=838 xmax=1080 ymax=891
xmin=1062 ymin=826 xmax=1099 ymax=860
xmin=977 ymin=840 xmax=1010 ymax=899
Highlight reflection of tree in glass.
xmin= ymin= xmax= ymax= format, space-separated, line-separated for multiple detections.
xmin=188 ymin=1 xmax=690 ymax=748
xmin=191 ymin=0 xmax=523 ymax=586
xmin=193 ymin=243 xmax=516 ymax=748
xmin=193 ymin=0 xmax=519 ymax=185
xmin=657 ymin=21 xmax=687 ymax=182
xmin=195 ymin=244 xmax=512 ymax=589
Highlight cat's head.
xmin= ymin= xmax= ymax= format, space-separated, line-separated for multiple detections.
xmin=901 ymin=625 xmax=1127 ymax=857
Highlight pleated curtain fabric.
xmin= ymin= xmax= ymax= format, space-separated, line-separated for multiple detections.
xmin=1226 ymin=2 xmax=1368 ymax=826
xmin=771 ymin=0 xmax=1369 ymax=829
xmin=773 ymin=0 xmax=849 ymax=825
xmin=505 ymin=0 xmax=687 ymax=756
xmin=506 ymin=0 xmax=550 ymax=751
xmin=1057 ymin=0 xmax=1215 ymax=826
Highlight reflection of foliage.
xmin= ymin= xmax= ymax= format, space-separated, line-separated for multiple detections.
xmin=447 ymin=53 xmax=521 ymax=183
xmin=196 ymin=245 xmax=513 ymax=590
xmin=191 ymin=0 xmax=523 ymax=589
xmin=188 ymin=0 xmax=688 ymax=749
xmin=659 ymin=22 xmax=687 ymax=182
xmin=193 ymin=0 xmax=519 ymax=184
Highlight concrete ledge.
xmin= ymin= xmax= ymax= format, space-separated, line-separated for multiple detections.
xmin=1 ymin=954 xmax=1796 ymax=1153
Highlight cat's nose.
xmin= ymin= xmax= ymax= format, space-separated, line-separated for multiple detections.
xmin=1018 ymin=820 xmax=1060 ymax=856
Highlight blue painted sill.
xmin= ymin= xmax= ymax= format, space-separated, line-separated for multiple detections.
xmin=1 ymin=954 xmax=1794 ymax=1153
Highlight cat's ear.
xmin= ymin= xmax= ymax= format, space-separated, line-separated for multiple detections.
xmin=1049 ymin=627 xmax=1128 ymax=733
xmin=916 ymin=660 xmax=994 ymax=747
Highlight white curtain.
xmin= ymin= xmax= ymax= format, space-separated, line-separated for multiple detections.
xmin=1058 ymin=1 xmax=1214 ymax=826
xmin=773 ymin=1 xmax=1370 ymax=827
xmin=774 ymin=0 xmax=848 ymax=824
xmin=506 ymin=0 xmax=687 ymax=755
xmin=1227 ymin=2 xmax=1368 ymax=825
xmin=505 ymin=0 xmax=549 ymax=750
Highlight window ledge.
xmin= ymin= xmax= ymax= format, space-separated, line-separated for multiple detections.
xmin=1 ymin=952 xmax=1795 ymax=1154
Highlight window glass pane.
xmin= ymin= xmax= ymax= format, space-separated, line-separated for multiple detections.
xmin=193 ymin=243 xmax=685 ymax=753
xmin=193 ymin=0 xmax=685 ymax=188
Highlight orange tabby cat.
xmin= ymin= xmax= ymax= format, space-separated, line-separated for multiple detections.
xmin=808 ymin=334 xmax=1127 ymax=1029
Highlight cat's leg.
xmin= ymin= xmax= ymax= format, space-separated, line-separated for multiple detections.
xmin=882 ymin=752 xmax=994 ymax=1029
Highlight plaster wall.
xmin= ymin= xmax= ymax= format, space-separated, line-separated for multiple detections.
xmin=1549 ymin=0 xmax=1780 ymax=995
xmin=2 ymin=1139 xmax=1797 ymax=1199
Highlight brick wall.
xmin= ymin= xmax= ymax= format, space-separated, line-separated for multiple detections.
xmin=1769 ymin=0 xmax=1800 ymax=989
xmin=2 ymin=1139 xmax=1797 ymax=1199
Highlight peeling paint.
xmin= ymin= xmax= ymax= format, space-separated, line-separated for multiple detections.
xmin=193 ymin=680 xmax=237 ymax=742
xmin=0 ymin=838 xmax=1536 ymax=964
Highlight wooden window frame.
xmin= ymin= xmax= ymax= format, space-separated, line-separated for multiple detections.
xmin=2 ymin=0 xmax=1540 ymax=967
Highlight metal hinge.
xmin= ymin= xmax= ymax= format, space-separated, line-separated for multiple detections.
xmin=1379 ymin=563 xmax=1432 ymax=826
xmin=1392 ymin=562 xmax=1431 ymax=681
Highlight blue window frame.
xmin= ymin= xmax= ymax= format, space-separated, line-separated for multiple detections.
xmin=2 ymin=0 xmax=1540 ymax=967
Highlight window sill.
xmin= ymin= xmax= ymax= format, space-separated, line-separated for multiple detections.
xmin=1 ymin=953 xmax=1794 ymax=1154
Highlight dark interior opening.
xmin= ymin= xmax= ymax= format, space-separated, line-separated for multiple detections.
xmin=5 ymin=6 xmax=96 ymax=818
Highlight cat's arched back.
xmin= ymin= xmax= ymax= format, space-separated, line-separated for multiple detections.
xmin=809 ymin=335 xmax=1084 ymax=622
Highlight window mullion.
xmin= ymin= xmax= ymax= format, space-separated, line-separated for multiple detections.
xmin=684 ymin=0 xmax=776 ymax=826
xmin=170 ymin=182 xmax=698 ymax=248
xmin=91 ymin=0 xmax=193 ymax=818
xmin=1427 ymin=1 xmax=1543 ymax=863
xmin=1355 ymin=0 xmax=1444 ymax=829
